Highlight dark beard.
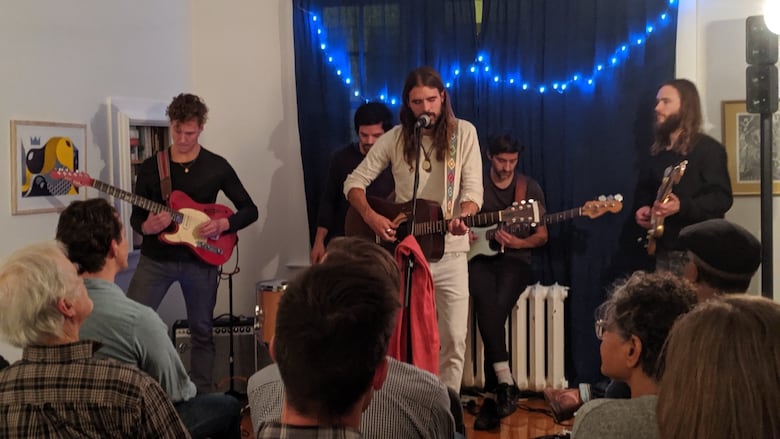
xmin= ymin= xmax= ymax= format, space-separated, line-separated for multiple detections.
xmin=654 ymin=113 xmax=682 ymax=145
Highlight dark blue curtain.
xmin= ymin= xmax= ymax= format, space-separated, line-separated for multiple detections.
xmin=472 ymin=0 xmax=677 ymax=384
xmin=293 ymin=0 xmax=677 ymax=385
xmin=293 ymin=0 xmax=477 ymax=243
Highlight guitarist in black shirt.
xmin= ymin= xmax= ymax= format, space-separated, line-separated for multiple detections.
xmin=469 ymin=134 xmax=548 ymax=430
xmin=128 ymin=93 xmax=258 ymax=394
xmin=635 ymin=79 xmax=732 ymax=272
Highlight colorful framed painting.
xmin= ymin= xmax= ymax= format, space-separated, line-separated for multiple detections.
xmin=10 ymin=120 xmax=87 ymax=215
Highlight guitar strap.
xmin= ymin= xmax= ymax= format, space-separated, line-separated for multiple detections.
xmin=156 ymin=149 xmax=172 ymax=202
xmin=513 ymin=174 xmax=528 ymax=202
xmin=444 ymin=133 xmax=458 ymax=218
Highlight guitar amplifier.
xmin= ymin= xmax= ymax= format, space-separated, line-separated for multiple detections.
xmin=173 ymin=316 xmax=272 ymax=394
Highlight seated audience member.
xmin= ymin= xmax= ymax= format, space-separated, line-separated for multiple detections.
xmin=0 ymin=241 xmax=189 ymax=438
xmin=571 ymin=271 xmax=696 ymax=439
xmin=592 ymin=218 xmax=763 ymax=402
xmin=676 ymin=218 xmax=761 ymax=300
xmin=249 ymin=238 xmax=456 ymax=439
xmin=657 ymin=295 xmax=780 ymax=439
xmin=56 ymin=198 xmax=241 ymax=439
xmin=255 ymin=237 xmax=401 ymax=438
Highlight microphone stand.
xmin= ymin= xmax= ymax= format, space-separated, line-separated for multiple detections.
xmin=402 ymin=120 xmax=426 ymax=365
xmin=221 ymin=265 xmax=242 ymax=399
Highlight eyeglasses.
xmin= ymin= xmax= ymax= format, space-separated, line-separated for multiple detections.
xmin=595 ymin=319 xmax=609 ymax=340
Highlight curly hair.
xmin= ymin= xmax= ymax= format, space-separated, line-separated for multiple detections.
xmin=166 ymin=93 xmax=209 ymax=125
xmin=0 ymin=241 xmax=83 ymax=347
xmin=598 ymin=271 xmax=696 ymax=380
xmin=56 ymin=199 xmax=123 ymax=274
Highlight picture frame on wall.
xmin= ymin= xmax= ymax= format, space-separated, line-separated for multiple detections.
xmin=721 ymin=100 xmax=780 ymax=195
xmin=10 ymin=120 xmax=87 ymax=215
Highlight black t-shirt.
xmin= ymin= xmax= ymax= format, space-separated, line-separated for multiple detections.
xmin=481 ymin=173 xmax=546 ymax=262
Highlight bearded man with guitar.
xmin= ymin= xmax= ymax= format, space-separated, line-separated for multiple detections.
xmin=634 ymin=79 xmax=732 ymax=272
xmin=468 ymin=134 xmax=548 ymax=430
xmin=344 ymin=66 xmax=483 ymax=392
xmin=129 ymin=93 xmax=258 ymax=394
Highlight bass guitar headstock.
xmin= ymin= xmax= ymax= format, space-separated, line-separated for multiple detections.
xmin=581 ymin=194 xmax=624 ymax=219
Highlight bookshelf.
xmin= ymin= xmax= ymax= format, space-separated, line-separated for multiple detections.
xmin=107 ymin=97 xmax=170 ymax=249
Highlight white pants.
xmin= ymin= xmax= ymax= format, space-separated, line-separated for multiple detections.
xmin=429 ymin=252 xmax=470 ymax=391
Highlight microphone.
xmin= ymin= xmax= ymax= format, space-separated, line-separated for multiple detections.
xmin=415 ymin=114 xmax=433 ymax=128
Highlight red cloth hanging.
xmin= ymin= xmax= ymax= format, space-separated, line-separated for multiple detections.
xmin=387 ymin=235 xmax=440 ymax=376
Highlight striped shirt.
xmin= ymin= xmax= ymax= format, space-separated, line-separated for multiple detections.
xmin=249 ymin=358 xmax=455 ymax=439
xmin=0 ymin=340 xmax=190 ymax=438
xmin=256 ymin=421 xmax=362 ymax=439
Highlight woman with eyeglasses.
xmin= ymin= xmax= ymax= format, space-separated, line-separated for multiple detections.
xmin=571 ymin=271 xmax=696 ymax=439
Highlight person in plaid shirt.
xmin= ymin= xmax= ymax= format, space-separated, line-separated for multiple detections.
xmin=0 ymin=241 xmax=189 ymax=438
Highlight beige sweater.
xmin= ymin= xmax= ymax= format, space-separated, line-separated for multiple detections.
xmin=344 ymin=119 xmax=484 ymax=253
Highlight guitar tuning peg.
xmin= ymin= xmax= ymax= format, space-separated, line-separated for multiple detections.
xmin=512 ymin=201 xmax=518 ymax=206
xmin=598 ymin=195 xmax=606 ymax=201
xmin=615 ymin=194 xmax=624 ymax=202
xmin=519 ymin=200 xmax=526 ymax=205
xmin=528 ymin=199 xmax=535 ymax=203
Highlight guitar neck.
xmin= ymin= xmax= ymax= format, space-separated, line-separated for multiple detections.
xmin=484 ymin=208 xmax=581 ymax=240
xmin=91 ymin=179 xmax=181 ymax=222
xmin=412 ymin=210 xmax=511 ymax=236
xmin=543 ymin=207 xmax=582 ymax=225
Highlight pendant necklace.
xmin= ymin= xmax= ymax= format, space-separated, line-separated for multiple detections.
xmin=178 ymin=158 xmax=197 ymax=174
xmin=421 ymin=144 xmax=434 ymax=173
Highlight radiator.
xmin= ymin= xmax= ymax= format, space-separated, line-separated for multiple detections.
xmin=462 ymin=282 xmax=569 ymax=391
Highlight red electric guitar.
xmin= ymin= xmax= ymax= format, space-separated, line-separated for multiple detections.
xmin=52 ymin=170 xmax=236 ymax=266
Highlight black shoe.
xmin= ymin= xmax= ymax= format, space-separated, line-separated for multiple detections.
xmin=473 ymin=398 xmax=500 ymax=431
xmin=495 ymin=383 xmax=521 ymax=418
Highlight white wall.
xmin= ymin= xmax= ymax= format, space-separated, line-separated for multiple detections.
xmin=190 ymin=0 xmax=310 ymax=323
xmin=677 ymin=0 xmax=780 ymax=297
xmin=0 ymin=0 xmax=310 ymax=362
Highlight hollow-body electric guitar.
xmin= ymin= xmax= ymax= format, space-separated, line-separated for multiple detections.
xmin=468 ymin=195 xmax=624 ymax=260
xmin=52 ymin=170 xmax=236 ymax=266
xmin=345 ymin=196 xmax=541 ymax=262
xmin=646 ymin=161 xmax=688 ymax=255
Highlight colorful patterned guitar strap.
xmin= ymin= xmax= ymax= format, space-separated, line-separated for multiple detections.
xmin=445 ymin=132 xmax=458 ymax=218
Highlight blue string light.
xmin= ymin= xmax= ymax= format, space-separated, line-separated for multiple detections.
xmin=308 ymin=0 xmax=676 ymax=101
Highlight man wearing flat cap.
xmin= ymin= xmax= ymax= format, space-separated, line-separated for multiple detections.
xmin=677 ymin=218 xmax=761 ymax=301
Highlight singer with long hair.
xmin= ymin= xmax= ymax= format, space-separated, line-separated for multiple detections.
xmin=344 ymin=66 xmax=483 ymax=392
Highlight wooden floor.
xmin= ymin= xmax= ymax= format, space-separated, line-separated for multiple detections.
xmin=240 ymin=396 xmax=571 ymax=439
xmin=463 ymin=397 xmax=570 ymax=439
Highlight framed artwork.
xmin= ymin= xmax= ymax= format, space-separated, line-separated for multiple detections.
xmin=10 ymin=120 xmax=87 ymax=215
xmin=721 ymin=100 xmax=780 ymax=195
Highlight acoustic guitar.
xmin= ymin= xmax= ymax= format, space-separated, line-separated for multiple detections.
xmin=52 ymin=169 xmax=236 ymax=266
xmin=345 ymin=196 xmax=541 ymax=262
xmin=646 ymin=160 xmax=688 ymax=255
xmin=468 ymin=195 xmax=624 ymax=260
